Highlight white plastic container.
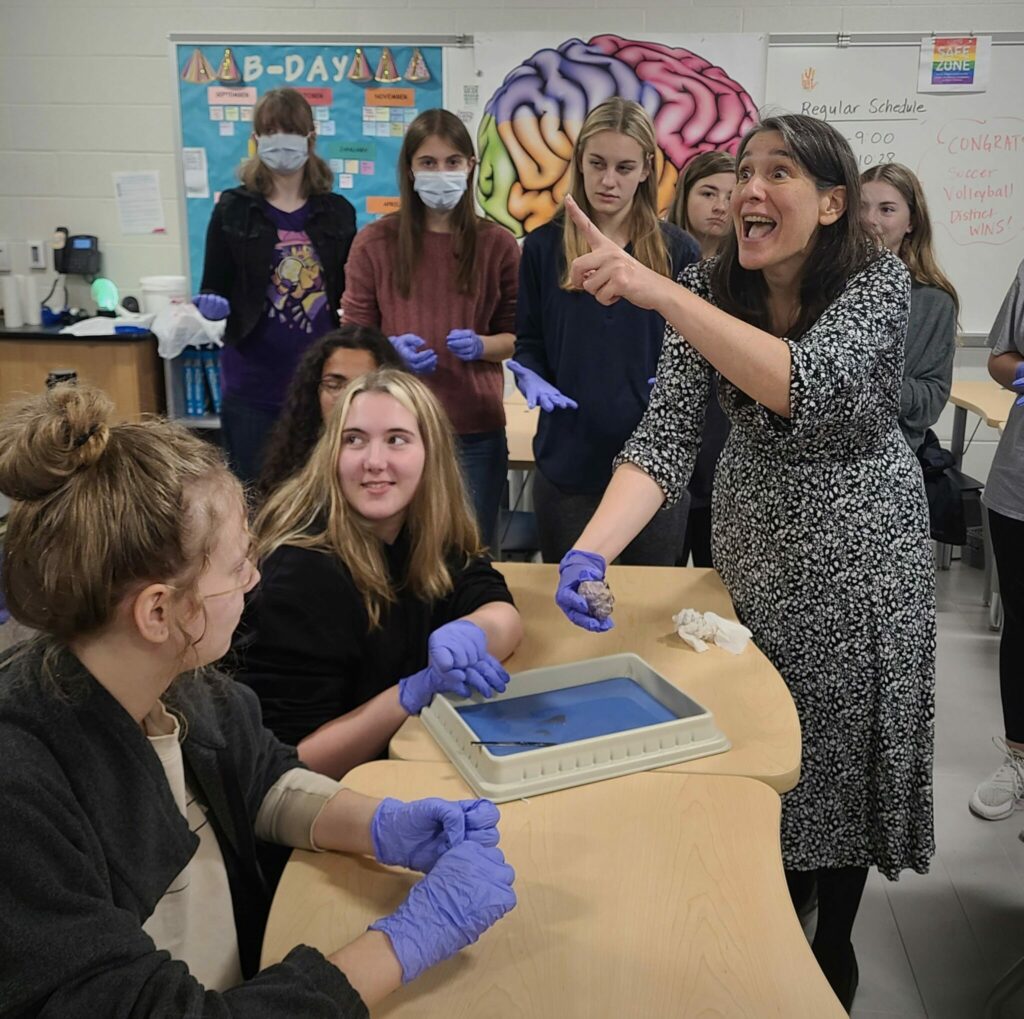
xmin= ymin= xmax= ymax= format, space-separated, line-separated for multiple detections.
xmin=420 ymin=653 xmax=730 ymax=803
xmin=139 ymin=275 xmax=188 ymax=316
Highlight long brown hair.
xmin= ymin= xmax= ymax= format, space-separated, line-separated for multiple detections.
xmin=0 ymin=384 xmax=240 ymax=647
xmin=861 ymin=162 xmax=960 ymax=321
xmin=254 ymin=369 xmax=481 ymax=629
xmin=560 ymin=98 xmax=671 ymax=290
xmin=392 ymin=108 xmax=479 ymax=299
xmin=668 ymin=151 xmax=736 ymax=234
xmin=239 ymin=87 xmax=334 ymax=197
xmin=710 ymin=114 xmax=879 ymax=341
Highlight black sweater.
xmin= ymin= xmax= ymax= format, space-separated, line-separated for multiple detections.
xmin=0 ymin=641 xmax=367 ymax=1019
xmin=232 ymin=533 xmax=515 ymax=747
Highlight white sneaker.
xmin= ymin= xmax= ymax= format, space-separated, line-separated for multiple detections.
xmin=970 ymin=738 xmax=1024 ymax=820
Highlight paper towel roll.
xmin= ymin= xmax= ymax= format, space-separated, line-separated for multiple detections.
xmin=18 ymin=274 xmax=41 ymax=325
xmin=1 ymin=274 xmax=23 ymax=328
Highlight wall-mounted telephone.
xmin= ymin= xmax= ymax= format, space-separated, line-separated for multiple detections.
xmin=52 ymin=227 xmax=101 ymax=276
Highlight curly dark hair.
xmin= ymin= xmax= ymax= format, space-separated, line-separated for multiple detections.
xmin=256 ymin=325 xmax=404 ymax=498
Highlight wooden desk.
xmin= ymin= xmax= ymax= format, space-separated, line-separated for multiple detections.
xmin=262 ymin=761 xmax=844 ymax=1018
xmin=945 ymin=380 xmax=1014 ymax=625
xmin=0 ymin=325 xmax=164 ymax=420
xmin=504 ymin=390 xmax=538 ymax=469
xmin=390 ymin=562 xmax=802 ymax=794
xmin=947 ymin=379 xmax=1014 ymax=466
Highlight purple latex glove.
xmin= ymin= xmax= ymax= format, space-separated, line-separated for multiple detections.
xmin=446 ymin=328 xmax=485 ymax=362
xmin=556 ymin=548 xmax=613 ymax=632
xmin=369 ymin=841 xmax=516 ymax=983
xmin=371 ymin=796 xmax=501 ymax=873
xmin=507 ymin=359 xmax=578 ymax=413
xmin=1013 ymin=362 xmax=1024 ymax=406
xmin=389 ymin=333 xmax=438 ymax=375
xmin=398 ymin=660 xmax=508 ymax=714
xmin=427 ymin=620 xmax=508 ymax=693
xmin=192 ymin=293 xmax=230 ymax=321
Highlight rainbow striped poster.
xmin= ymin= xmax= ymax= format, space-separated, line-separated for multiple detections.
xmin=918 ymin=35 xmax=992 ymax=93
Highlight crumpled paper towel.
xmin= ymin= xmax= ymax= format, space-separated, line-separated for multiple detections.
xmin=672 ymin=608 xmax=752 ymax=655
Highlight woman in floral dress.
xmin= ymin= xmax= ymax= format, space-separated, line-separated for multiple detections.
xmin=553 ymin=114 xmax=935 ymax=1013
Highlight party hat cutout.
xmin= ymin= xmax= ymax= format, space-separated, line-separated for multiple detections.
xmin=348 ymin=47 xmax=372 ymax=83
xmin=181 ymin=47 xmax=216 ymax=85
xmin=404 ymin=48 xmax=430 ymax=83
xmin=217 ymin=47 xmax=241 ymax=85
xmin=374 ymin=47 xmax=401 ymax=84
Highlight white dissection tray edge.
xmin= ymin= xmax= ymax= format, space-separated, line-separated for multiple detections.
xmin=419 ymin=652 xmax=730 ymax=803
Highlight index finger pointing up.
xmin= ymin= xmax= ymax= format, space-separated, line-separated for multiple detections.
xmin=564 ymin=195 xmax=614 ymax=252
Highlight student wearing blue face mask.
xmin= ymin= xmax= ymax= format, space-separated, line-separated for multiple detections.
xmin=194 ymin=88 xmax=357 ymax=485
xmin=342 ymin=109 xmax=519 ymax=548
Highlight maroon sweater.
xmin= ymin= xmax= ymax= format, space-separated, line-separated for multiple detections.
xmin=341 ymin=217 xmax=519 ymax=435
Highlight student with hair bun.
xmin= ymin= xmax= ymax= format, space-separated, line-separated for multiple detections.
xmin=0 ymin=383 xmax=515 ymax=1016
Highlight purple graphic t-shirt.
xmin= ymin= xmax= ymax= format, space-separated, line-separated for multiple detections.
xmin=220 ymin=201 xmax=333 ymax=410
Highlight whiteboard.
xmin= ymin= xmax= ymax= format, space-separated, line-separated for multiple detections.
xmin=767 ymin=34 xmax=1024 ymax=337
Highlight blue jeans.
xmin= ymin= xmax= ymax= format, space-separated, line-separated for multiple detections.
xmin=457 ymin=429 xmax=508 ymax=550
xmin=220 ymin=392 xmax=280 ymax=488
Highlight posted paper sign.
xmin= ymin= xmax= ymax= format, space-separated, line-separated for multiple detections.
xmin=919 ymin=36 xmax=991 ymax=93
xmin=113 ymin=171 xmax=166 ymax=235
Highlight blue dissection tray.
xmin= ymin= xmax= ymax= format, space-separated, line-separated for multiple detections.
xmin=420 ymin=652 xmax=730 ymax=802
xmin=457 ymin=677 xmax=680 ymax=756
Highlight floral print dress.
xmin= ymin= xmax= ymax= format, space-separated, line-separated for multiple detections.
xmin=618 ymin=251 xmax=936 ymax=879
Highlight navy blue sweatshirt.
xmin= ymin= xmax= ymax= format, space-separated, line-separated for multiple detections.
xmin=514 ymin=218 xmax=700 ymax=493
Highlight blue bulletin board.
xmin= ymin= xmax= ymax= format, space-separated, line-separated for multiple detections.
xmin=170 ymin=35 xmax=451 ymax=290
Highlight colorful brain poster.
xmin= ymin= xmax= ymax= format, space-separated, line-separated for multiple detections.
xmin=473 ymin=33 xmax=765 ymax=237
xmin=174 ymin=41 xmax=443 ymax=288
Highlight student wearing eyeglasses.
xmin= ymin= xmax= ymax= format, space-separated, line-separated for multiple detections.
xmin=257 ymin=324 xmax=406 ymax=499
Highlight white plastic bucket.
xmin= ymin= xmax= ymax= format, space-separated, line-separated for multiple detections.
xmin=139 ymin=275 xmax=188 ymax=315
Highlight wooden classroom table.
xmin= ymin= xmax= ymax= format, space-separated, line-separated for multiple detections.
xmin=944 ymin=380 xmax=1014 ymax=625
xmin=0 ymin=324 xmax=164 ymax=420
xmin=503 ymin=388 xmax=538 ymax=470
xmin=947 ymin=378 xmax=1014 ymax=467
xmin=390 ymin=562 xmax=802 ymax=794
xmin=261 ymin=761 xmax=844 ymax=1018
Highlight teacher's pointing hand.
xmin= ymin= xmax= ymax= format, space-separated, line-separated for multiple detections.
xmin=565 ymin=194 xmax=666 ymax=311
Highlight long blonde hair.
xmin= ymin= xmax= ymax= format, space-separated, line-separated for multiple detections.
xmin=560 ymin=98 xmax=670 ymax=290
xmin=254 ymin=368 xmax=482 ymax=628
xmin=861 ymin=163 xmax=960 ymax=321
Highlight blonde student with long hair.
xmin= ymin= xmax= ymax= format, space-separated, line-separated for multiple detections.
xmin=0 ymin=383 xmax=515 ymax=1015
xmin=233 ymin=368 xmax=523 ymax=780
xmin=860 ymin=162 xmax=959 ymax=452
xmin=342 ymin=109 xmax=519 ymax=548
xmin=510 ymin=98 xmax=700 ymax=563
xmin=666 ymin=151 xmax=737 ymax=566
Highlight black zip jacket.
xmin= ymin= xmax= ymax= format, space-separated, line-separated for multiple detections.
xmin=0 ymin=641 xmax=367 ymax=1018
xmin=198 ymin=187 xmax=356 ymax=349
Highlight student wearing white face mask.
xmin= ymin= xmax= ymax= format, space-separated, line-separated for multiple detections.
xmin=194 ymin=88 xmax=357 ymax=485
xmin=342 ymin=109 xmax=519 ymax=548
